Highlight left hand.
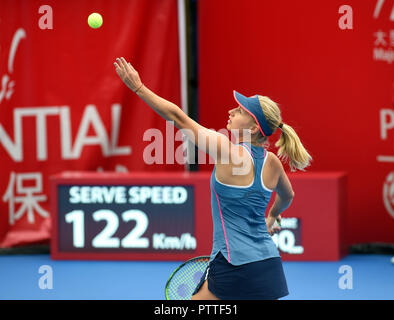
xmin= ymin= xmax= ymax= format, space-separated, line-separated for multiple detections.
xmin=114 ymin=57 xmax=143 ymax=92
xmin=266 ymin=214 xmax=281 ymax=236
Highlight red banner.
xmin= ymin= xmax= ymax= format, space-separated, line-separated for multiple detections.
xmin=197 ymin=0 xmax=394 ymax=245
xmin=0 ymin=0 xmax=183 ymax=247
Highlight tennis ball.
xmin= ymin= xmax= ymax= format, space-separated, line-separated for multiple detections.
xmin=88 ymin=13 xmax=103 ymax=29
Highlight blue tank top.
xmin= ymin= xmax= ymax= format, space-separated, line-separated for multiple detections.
xmin=209 ymin=142 xmax=280 ymax=265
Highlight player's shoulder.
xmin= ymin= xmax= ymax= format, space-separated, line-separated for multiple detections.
xmin=266 ymin=151 xmax=284 ymax=170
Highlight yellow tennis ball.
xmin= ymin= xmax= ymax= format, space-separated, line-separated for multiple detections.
xmin=88 ymin=13 xmax=103 ymax=29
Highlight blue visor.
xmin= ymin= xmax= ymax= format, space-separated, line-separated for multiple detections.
xmin=233 ymin=90 xmax=273 ymax=137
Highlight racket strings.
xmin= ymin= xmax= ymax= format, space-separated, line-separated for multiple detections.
xmin=166 ymin=257 xmax=209 ymax=300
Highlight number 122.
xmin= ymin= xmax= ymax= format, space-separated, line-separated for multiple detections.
xmin=64 ymin=209 xmax=149 ymax=249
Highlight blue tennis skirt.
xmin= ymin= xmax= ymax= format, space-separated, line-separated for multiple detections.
xmin=192 ymin=251 xmax=289 ymax=300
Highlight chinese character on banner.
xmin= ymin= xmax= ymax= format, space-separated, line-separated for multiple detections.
xmin=374 ymin=30 xmax=387 ymax=46
xmin=2 ymin=172 xmax=49 ymax=225
xmin=372 ymin=29 xmax=394 ymax=64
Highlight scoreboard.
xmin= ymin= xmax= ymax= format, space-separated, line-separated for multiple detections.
xmin=50 ymin=171 xmax=212 ymax=260
xmin=58 ymin=185 xmax=195 ymax=252
xmin=50 ymin=171 xmax=347 ymax=261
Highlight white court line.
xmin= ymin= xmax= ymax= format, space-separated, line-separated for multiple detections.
xmin=377 ymin=155 xmax=394 ymax=162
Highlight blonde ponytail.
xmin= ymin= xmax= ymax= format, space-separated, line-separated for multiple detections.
xmin=275 ymin=123 xmax=313 ymax=172
xmin=257 ymin=96 xmax=313 ymax=172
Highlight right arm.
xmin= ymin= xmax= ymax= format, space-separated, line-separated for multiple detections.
xmin=268 ymin=156 xmax=295 ymax=218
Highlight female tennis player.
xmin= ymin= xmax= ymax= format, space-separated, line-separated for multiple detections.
xmin=114 ymin=57 xmax=312 ymax=300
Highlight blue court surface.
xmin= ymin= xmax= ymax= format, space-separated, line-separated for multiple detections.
xmin=0 ymin=254 xmax=393 ymax=300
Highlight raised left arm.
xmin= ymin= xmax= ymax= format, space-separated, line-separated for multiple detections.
xmin=114 ymin=57 xmax=234 ymax=163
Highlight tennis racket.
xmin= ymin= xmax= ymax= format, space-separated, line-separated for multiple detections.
xmin=165 ymin=256 xmax=210 ymax=300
